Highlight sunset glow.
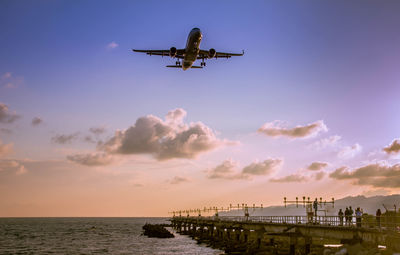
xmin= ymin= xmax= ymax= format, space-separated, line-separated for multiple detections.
xmin=1 ymin=0 xmax=400 ymax=217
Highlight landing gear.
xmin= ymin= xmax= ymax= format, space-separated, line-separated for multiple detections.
xmin=175 ymin=60 xmax=181 ymax=66
xmin=200 ymin=59 xmax=206 ymax=67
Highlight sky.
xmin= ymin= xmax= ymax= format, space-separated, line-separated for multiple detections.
xmin=1 ymin=0 xmax=400 ymax=217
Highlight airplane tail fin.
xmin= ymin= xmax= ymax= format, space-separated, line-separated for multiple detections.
xmin=166 ymin=65 xmax=203 ymax=69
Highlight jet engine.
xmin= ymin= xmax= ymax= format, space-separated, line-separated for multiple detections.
xmin=208 ymin=48 xmax=216 ymax=59
xmin=169 ymin=47 xmax=177 ymax=58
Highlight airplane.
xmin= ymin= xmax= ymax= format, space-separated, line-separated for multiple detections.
xmin=132 ymin=28 xmax=244 ymax=70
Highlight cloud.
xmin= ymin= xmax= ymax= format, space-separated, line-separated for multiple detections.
xmin=107 ymin=41 xmax=119 ymax=49
xmin=310 ymin=135 xmax=341 ymax=149
xmin=329 ymin=163 xmax=400 ymax=188
xmin=0 ymin=140 xmax=13 ymax=157
xmin=89 ymin=127 xmax=106 ymax=135
xmin=270 ymin=173 xmax=309 ymax=183
xmin=383 ymin=139 xmax=400 ymax=155
xmin=258 ymin=120 xmax=327 ymax=139
xmin=67 ymin=153 xmax=114 ymax=166
xmin=169 ymin=176 xmax=190 ymax=185
xmin=0 ymin=128 xmax=12 ymax=134
xmin=1 ymin=72 xmax=23 ymax=88
xmin=207 ymin=159 xmax=240 ymax=179
xmin=83 ymin=135 xmax=96 ymax=144
xmin=166 ymin=108 xmax=186 ymax=123
xmin=51 ymin=133 xmax=79 ymax=144
xmin=242 ymin=158 xmax=283 ymax=176
xmin=2 ymin=72 xmax=11 ymax=79
xmin=329 ymin=166 xmax=350 ymax=179
xmin=0 ymin=103 xmax=20 ymax=123
xmin=338 ymin=143 xmax=362 ymax=159
xmin=99 ymin=108 xmax=232 ymax=160
xmin=207 ymin=158 xmax=282 ymax=180
xmin=307 ymin=162 xmax=328 ymax=171
xmin=31 ymin=117 xmax=43 ymax=126
xmin=83 ymin=127 xmax=106 ymax=144
xmin=269 ymin=164 xmax=327 ymax=183
xmin=314 ymin=171 xmax=326 ymax=181
xmin=0 ymin=160 xmax=27 ymax=175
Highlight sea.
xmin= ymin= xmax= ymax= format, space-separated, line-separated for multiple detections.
xmin=0 ymin=217 xmax=224 ymax=255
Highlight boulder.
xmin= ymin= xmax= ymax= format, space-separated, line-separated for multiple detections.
xmin=142 ymin=224 xmax=174 ymax=238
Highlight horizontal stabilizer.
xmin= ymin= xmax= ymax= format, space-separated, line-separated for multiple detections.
xmin=166 ymin=65 xmax=203 ymax=69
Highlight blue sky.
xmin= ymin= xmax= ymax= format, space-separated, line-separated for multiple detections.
xmin=1 ymin=0 xmax=400 ymax=216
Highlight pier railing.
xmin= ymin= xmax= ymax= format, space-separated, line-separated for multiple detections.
xmin=221 ymin=216 xmax=341 ymax=225
xmin=172 ymin=215 xmax=400 ymax=229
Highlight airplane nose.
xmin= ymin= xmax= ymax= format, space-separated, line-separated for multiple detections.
xmin=183 ymin=62 xmax=191 ymax=70
xmin=192 ymin=28 xmax=202 ymax=38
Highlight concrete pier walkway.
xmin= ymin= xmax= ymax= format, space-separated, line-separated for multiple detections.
xmin=171 ymin=215 xmax=400 ymax=254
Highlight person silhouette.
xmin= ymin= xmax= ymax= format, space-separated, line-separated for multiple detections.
xmin=338 ymin=209 xmax=344 ymax=226
xmin=349 ymin=206 xmax=354 ymax=226
xmin=376 ymin=208 xmax=382 ymax=228
xmin=355 ymin=207 xmax=362 ymax=227
xmin=313 ymin=198 xmax=318 ymax=217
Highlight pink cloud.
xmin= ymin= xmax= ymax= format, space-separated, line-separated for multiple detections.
xmin=99 ymin=108 xmax=234 ymax=160
xmin=107 ymin=41 xmax=119 ymax=49
xmin=258 ymin=120 xmax=327 ymax=139
xmin=383 ymin=139 xmax=400 ymax=155
xmin=0 ymin=140 xmax=13 ymax=157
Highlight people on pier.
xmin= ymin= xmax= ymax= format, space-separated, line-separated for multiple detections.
xmin=307 ymin=204 xmax=314 ymax=223
xmin=355 ymin=207 xmax=362 ymax=227
xmin=345 ymin=207 xmax=349 ymax=225
xmin=244 ymin=211 xmax=249 ymax=221
xmin=338 ymin=209 xmax=344 ymax=226
xmin=348 ymin=206 xmax=354 ymax=226
xmin=376 ymin=208 xmax=382 ymax=228
xmin=313 ymin=198 xmax=318 ymax=217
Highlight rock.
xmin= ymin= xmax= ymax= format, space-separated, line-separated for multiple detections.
xmin=142 ymin=224 xmax=174 ymax=238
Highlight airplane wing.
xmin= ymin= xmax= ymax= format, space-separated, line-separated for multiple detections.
xmin=198 ymin=49 xmax=244 ymax=59
xmin=132 ymin=49 xmax=185 ymax=59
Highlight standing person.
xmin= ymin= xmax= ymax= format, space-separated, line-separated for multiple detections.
xmin=345 ymin=207 xmax=349 ymax=226
xmin=338 ymin=209 xmax=344 ymax=226
xmin=313 ymin=198 xmax=318 ymax=217
xmin=355 ymin=207 xmax=362 ymax=227
xmin=376 ymin=209 xmax=382 ymax=228
xmin=349 ymin=206 xmax=354 ymax=226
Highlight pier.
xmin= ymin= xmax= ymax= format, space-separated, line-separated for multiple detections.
xmin=170 ymin=215 xmax=400 ymax=254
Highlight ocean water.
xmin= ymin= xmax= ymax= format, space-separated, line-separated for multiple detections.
xmin=0 ymin=218 xmax=223 ymax=255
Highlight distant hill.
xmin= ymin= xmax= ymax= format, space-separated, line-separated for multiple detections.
xmin=220 ymin=194 xmax=400 ymax=217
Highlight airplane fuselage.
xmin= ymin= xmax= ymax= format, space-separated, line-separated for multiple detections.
xmin=182 ymin=28 xmax=202 ymax=70
xmin=132 ymin=28 xmax=243 ymax=70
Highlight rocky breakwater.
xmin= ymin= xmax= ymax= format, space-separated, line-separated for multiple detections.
xmin=142 ymin=224 xmax=174 ymax=238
